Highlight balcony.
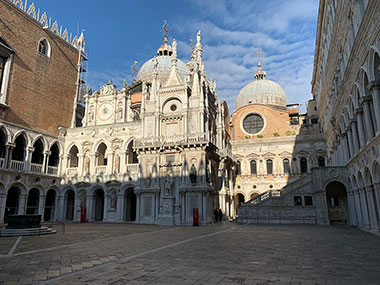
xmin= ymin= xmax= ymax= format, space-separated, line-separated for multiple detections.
xmin=67 ymin=167 xmax=78 ymax=176
xmin=30 ymin=163 xmax=43 ymax=173
xmin=126 ymin=163 xmax=138 ymax=174
xmin=47 ymin=166 xmax=58 ymax=175
xmin=10 ymin=160 xmax=25 ymax=171
xmin=135 ymin=133 xmax=208 ymax=148
xmin=95 ymin=166 xmax=107 ymax=175
xmin=0 ymin=157 xmax=5 ymax=169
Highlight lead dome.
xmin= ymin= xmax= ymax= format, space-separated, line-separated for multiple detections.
xmin=235 ymin=62 xmax=288 ymax=110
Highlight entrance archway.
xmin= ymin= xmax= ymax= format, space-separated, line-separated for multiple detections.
xmin=94 ymin=189 xmax=104 ymax=221
xmin=26 ymin=188 xmax=39 ymax=215
xmin=326 ymin=181 xmax=348 ymax=224
xmin=44 ymin=189 xmax=56 ymax=221
xmin=65 ymin=190 xmax=75 ymax=221
xmin=125 ymin=187 xmax=136 ymax=221
xmin=234 ymin=193 xmax=245 ymax=215
xmin=4 ymin=187 xmax=19 ymax=222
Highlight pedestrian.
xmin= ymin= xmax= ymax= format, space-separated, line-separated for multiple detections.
xmin=214 ymin=208 xmax=218 ymax=222
xmin=218 ymin=209 xmax=223 ymax=222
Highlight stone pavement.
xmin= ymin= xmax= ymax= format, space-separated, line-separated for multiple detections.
xmin=0 ymin=223 xmax=379 ymax=284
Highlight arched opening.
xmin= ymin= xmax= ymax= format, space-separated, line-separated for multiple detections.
xmin=44 ymin=189 xmax=56 ymax=221
xmin=0 ymin=128 xmax=7 ymax=165
xmin=283 ymin=158 xmax=290 ymax=174
xmin=96 ymin=143 xmax=107 ymax=166
xmin=12 ymin=135 xmax=26 ymax=161
xmin=26 ymin=188 xmax=40 ymax=215
xmin=250 ymin=192 xmax=259 ymax=200
xmin=300 ymin=157 xmax=308 ymax=173
xmin=31 ymin=139 xmax=44 ymax=173
xmin=236 ymin=161 xmax=241 ymax=176
xmin=374 ymin=52 xmax=380 ymax=81
xmin=363 ymin=72 xmax=377 ymax=133
xmin=125 ymin=187 xmax=136 ymax=221
xmin=68 ymin=145 xmax=79 ymax=168
xmin=94 ymin=189 xmax=104 ymax=221
xmin=126 ymin=141 xmax=138 ymax=164
xmin=250 ymin=160 xmax=257 ymax=175
xmin=48 ymin=143 xmax=60 ymax=174
xmin=234 ymin=193 xmax=245 ymax=215
xmin=266 ymin=159 xmax=273 ymax=175
xmin=318 ymin=156 xmax=326 ymax=167
xmin=4 ymin=187 xmax=19 ymax=222
xmin=65 ymin=190 xmax=75 ymax=221
xmin=38 ymin=38 xmax=50 ymax=57
xmin=326 ymin=181 xmax=348 ymax=224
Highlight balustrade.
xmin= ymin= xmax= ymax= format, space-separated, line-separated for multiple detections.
xmin=95 ymin=166 xmax=107 ymax=174
xmin=126 ymin=163 xmax=138 ymax=173
xmin=10 ymin=160 xmax=25 ymax=171
xmin=67 ymin=167 xmax=78 ymax=176
xmin=47 ymin=166 xmax=58 ymax=175
xmin=30 ymin=163 xmax=43 ymax=173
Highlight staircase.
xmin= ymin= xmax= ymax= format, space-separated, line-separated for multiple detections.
xmin=0 ymin=226 xmax=56 ymax=237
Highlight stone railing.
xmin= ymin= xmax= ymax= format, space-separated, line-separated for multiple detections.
xmin=30 ymin=163 xmax=43 ymax=173
xmin=67 ymin=167 xmax=78 ymax=176
xmin=47 ymin=166 xmax=58 ymax=175
xmin=95 ymin=166 xmax=107 ymax=175
xmin=10 ymin=160 xmax=25 ymax=171
xmin=126 ymin=163 xmax=138 ymax=173
xmin=0 ymin=157 xmax=5 ymax=169
xmin=135 ymin=133 xmax=209 ymax=147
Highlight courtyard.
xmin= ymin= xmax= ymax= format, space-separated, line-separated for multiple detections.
xmin=0 ymin=223 xmax=379 ymax=284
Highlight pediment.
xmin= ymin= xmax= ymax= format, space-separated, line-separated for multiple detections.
xmin=263 ymin=152 xmax=276 ymax=158
xmin=279 ymin=151 xmax=292 ymax=157
xmin=246 ymin=153 xmax=259 ymax=159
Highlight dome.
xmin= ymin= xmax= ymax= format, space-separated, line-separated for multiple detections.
xmin=235 ymin=63 xmax=287 ymax=110
xmin=137 ymin=55 xmax=187 ymax=83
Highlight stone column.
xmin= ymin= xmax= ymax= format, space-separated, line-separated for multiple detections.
xmin=0 ymin=192 xmax=7 ymax=223
xmin=365 ymin=185 xmax=378 ymax=232
xmin=341 ymin=135 xmax=348 ymax=163
xmin=42 ymin=151 xmax=50 ymax=174
xmin=202 ymin=193 xmax=207 ymax=223
xmin=25 ymin=146 xmax=34 ymax=171
xmin=57 ymin=194 xmax=65 ymax=221
xmin=78 ymin=153 xmax=85 ymax=177
xmin=350 ymin=119 xmax=359 ymax=154
xmin=346 ymin=127 xmax=354 ymax=158
xmin=355 ymin=108 xmax=366 ymax=148
xmin=359 ymin=188 xmax=370 ymax=230
xmin=86 ymin=194 xmax=94 ymax=222
xmin=373 ymin=182 xmax=380 ymax=221
xmin=119 ymin=151 xmax=127 ymax=174
xmin=38 ymin=194 xmax=46 ymax=220
xmin=18 ymin=194 xmax=26 ymax=215
xmin=116 ymin=193 xmax=124 ymax=222
xmin=136 ymin=194 xmax=141 ymax=223
xmin=362 ymin=96 xmax=375 ymax=140
xmin=347 ymin=191 xmax=357 ymax=226
xmin=369 ymin=82 xmax=380 ymax=134
xmin=106 ymin=151 xmax=114 ymax=175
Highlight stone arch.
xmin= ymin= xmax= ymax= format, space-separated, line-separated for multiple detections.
xmin=37 ymin=37 xmax=51 ymax=57
xmin=93 ymin=188 xmax=105 ymax=221
xmin=26 ymin=187 xmax=40 ymax=215
xmin=364 ymin=167 xmax=373 ymax=187
xmin=0 ymin=124 xmax=12 ymax=144
xmin=372 ymin=161 xmax=380 ymax=183
xmin=12 ymin=130 xmax=30 ymax=145
xmin=31 ymin=135 xmax=48 ymax=151
xmin=48 ymin=142 xmax=60 ymax=169
xmin=124 ymin=186 xmax=136 ymax=221
xmin=31 ymin=137 xmax=45 ymax=165
xmin=161 ymin=97 xmax=183 ymax=113
xmin=249 ymin=192 xmax=259 ymax=200
xmin=369 ymin=46 xmax=380 ymax=81
xmin=68 ymin=144 xmax=79 ymax=168
xmin=64 ymin=188 xmax=75 ymax=221
xmin=92 ymin=139 xmax=111 ymax=154
xmin=325 ymin=180 xmax=349 ymax=224
xmin=49 ymin=139 xmax=62 ymax=153
xmin=357 ymin=171 xmax=365 ymax=188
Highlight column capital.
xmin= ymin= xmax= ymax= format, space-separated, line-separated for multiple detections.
xmin=349 ymin=118 xmax=357 ymax=125
xmin=368 ymin=80 xmax=380 ymax=91
xmin=361 ymin=95 xmax=373 ymax=104
xmin=365 ymin=184 xmax=375 ymax=192
xmin=355 ymin=107 xmax=364 ymax=115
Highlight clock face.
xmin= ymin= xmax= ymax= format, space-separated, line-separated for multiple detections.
xmin=97 ymin=103 xmax=113 ymax=121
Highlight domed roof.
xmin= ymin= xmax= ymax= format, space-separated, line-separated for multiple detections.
xmin=235 ymin=62 xmax=287 ymax=110
xmin=137 ymin=55 xmax=187 ymax=83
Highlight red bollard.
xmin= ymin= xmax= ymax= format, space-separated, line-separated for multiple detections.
xmin=193 ymin=208 xmax=199 ymax=226
xmin=80 ymin=207 xmax=87 ymax=223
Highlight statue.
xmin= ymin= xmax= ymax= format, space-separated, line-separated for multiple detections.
xmin=172 ymin=39 xmax=177 ymax=58
xmin=123 ymin=79 xmax=127 ymax=88
xmin=84 ymin=154 xmax=90 ymax=173
xmin=110 ymin=192 xmax=117 ymax=209
xmin=196 ymin=30 xmax=201 ymax=45
xmin=80 ymin=191 xmax=86 ymax=208
xmin=165 ymin=174 xmax=173 ymax=196
xmin=190 ymin=164 xmax=197 ymax=184
xmin=152 ymin=56 xmax=158 ymax=71
xmin=206 ymin=164 xmax=211 ymax=183
xmin=88 ymin=105 xmax=94 ymax=122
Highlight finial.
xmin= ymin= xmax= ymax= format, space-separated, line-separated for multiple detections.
xmin=107 ymin=79 xmax=113 ymax=85
xmin=172 ymin=38 xmax=177 ymax=59
xmin=256 ymin=47 xmax=263 ymax=65
xmin=161 ymin=20 xmax=170 ymax=43
xmin=123 ymin=79 xmax=127 ymax=88
xmin=196 ymin=30 xmax=201 ymax=46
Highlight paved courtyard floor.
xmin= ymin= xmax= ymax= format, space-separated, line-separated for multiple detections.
xmin=0 ymin=223 xmax=379 ymax=284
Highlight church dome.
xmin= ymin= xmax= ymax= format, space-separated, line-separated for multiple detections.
xmin=137 ymin=36 xmax=186 ymax=83
xmin=137 ymin=55 xmax=187 ymax=83
xmin=235 ymin=62 xmax=288 ymax=110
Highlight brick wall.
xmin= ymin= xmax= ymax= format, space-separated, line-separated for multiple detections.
xmin=0 ymin=0 xmax=79 ymax=136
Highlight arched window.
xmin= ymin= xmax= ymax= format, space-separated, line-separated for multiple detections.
xmin=300 ymin=157 xmax=308 ymax=173
xmin=283 ymin=158 xmax=290 ymax=174
xmin=31 ymin=139 xmax=44 ymax=165
xmin=0 ymin=35 xmax=13 ymax=104
xmin=318 ymin=156 xmax=326 ymax=167
xmin=0 ymin=128 xmax=7 ymax=160
xmin=12 ymin=135 xmax=26 ymax=162
xmin=236 ymin=161 xmax=241 ymax=176
xmin=68 ymin=145 xmax=79 ymax=168
xmin=97 ymin=143 xmax=107 ymax=166
xmin=266 ymin=159 xmax=273 ymax=175
xmin=250 ymin=160 xmax=257 ymax=175
xmin=38 ymin=38 xmax=50 ymax=57
xmin=48 ymin=143 xmax=60 ymax=167
xmin=126 ymin=140 xmax=138 ymax=164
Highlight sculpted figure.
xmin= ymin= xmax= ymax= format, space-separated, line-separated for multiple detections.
xmin=190 ymin=164 xmax=197 ymax=184
xmin=165 ymin=174 xmax=173 ymax=196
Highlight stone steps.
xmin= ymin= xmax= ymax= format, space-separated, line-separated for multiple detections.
xmin=0 ymin=226 xmax=56 ymax=237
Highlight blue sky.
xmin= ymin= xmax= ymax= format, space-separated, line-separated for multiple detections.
xmin=33 ymin=0 xmax=318 ymax=112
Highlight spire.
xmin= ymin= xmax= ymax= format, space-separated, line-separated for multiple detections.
xmin=164 ymin=39 xmax=183 ymax=87
xmin=157 ymin=20 xmax=172 ymax=56
xmin=254 ymin=48 xmax=266 ymax=80
xmin=195 ymin=30 xmax=203 ymax=63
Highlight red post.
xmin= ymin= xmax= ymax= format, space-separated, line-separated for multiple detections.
xmin=80 ymin=207 xmax=87 ymax=223
xmin=193 ymin=208 xmax=199 ymax=226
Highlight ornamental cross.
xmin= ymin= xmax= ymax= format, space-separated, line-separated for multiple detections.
xmin=161 ymin=20 xmax=170 ymax=39
xmin=256 ymin=48 xmax=264 ymax=63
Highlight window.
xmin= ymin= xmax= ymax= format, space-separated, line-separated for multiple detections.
xmin=0 ymin=36 xmax=13 ymax=104
xmin=250 ymin=160 xmax=257 ymax=175
xmin=37 ymin=38 xmax=50 ymax=57
xmin=243 ymin=114 xmax=264 ymax=134
xmin=294 ymin=196 xmax=302 ymax=206
xmin=0 ymin=56 xmax=6 ymax=89
xmin=236 ymin=161 xmax=241 ymax=176
xmin=266 ymin=159 xmax=273 ymax=175
xmin=300 ymin=157 xmax=308 ymax=173
xmin=304 ymin=196 xmax=313 ymax=206
xmin=283 ymin=158 xmax=290 ymax=174
xmin=318 ymin=156 xmax=326 ymax=167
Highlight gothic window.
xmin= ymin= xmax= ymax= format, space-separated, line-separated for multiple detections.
xmin=283 ymin=158 xmax=290 ymax=174
xmin=68 ymin=145 xmax=79 ymax=168
xmin=236 ymin=161 xmax=241 ymax=176
xmin=243 ymin=114 xmax=264 ymax=134
xmin=31 ymin=139 xmax=44 ymax=165
xmin=97 ymin=143 xmax=107 ymax=166
xmin=266 ymin=159 xmax=273 ymax=175
xmin=318 ymin=156 xmax=326 ymax=167
xmin=250 ymin=160 xmax=257 ymax=175
xmin=12 ymin=135 xmax=26 ymax=162
xmin=300 ymin=157 xmax=308 ymax=173
xmin=0 ymin=36 xmax=13 ymax=104
xmin=38 ymin=38 xmax=50 ymax=57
